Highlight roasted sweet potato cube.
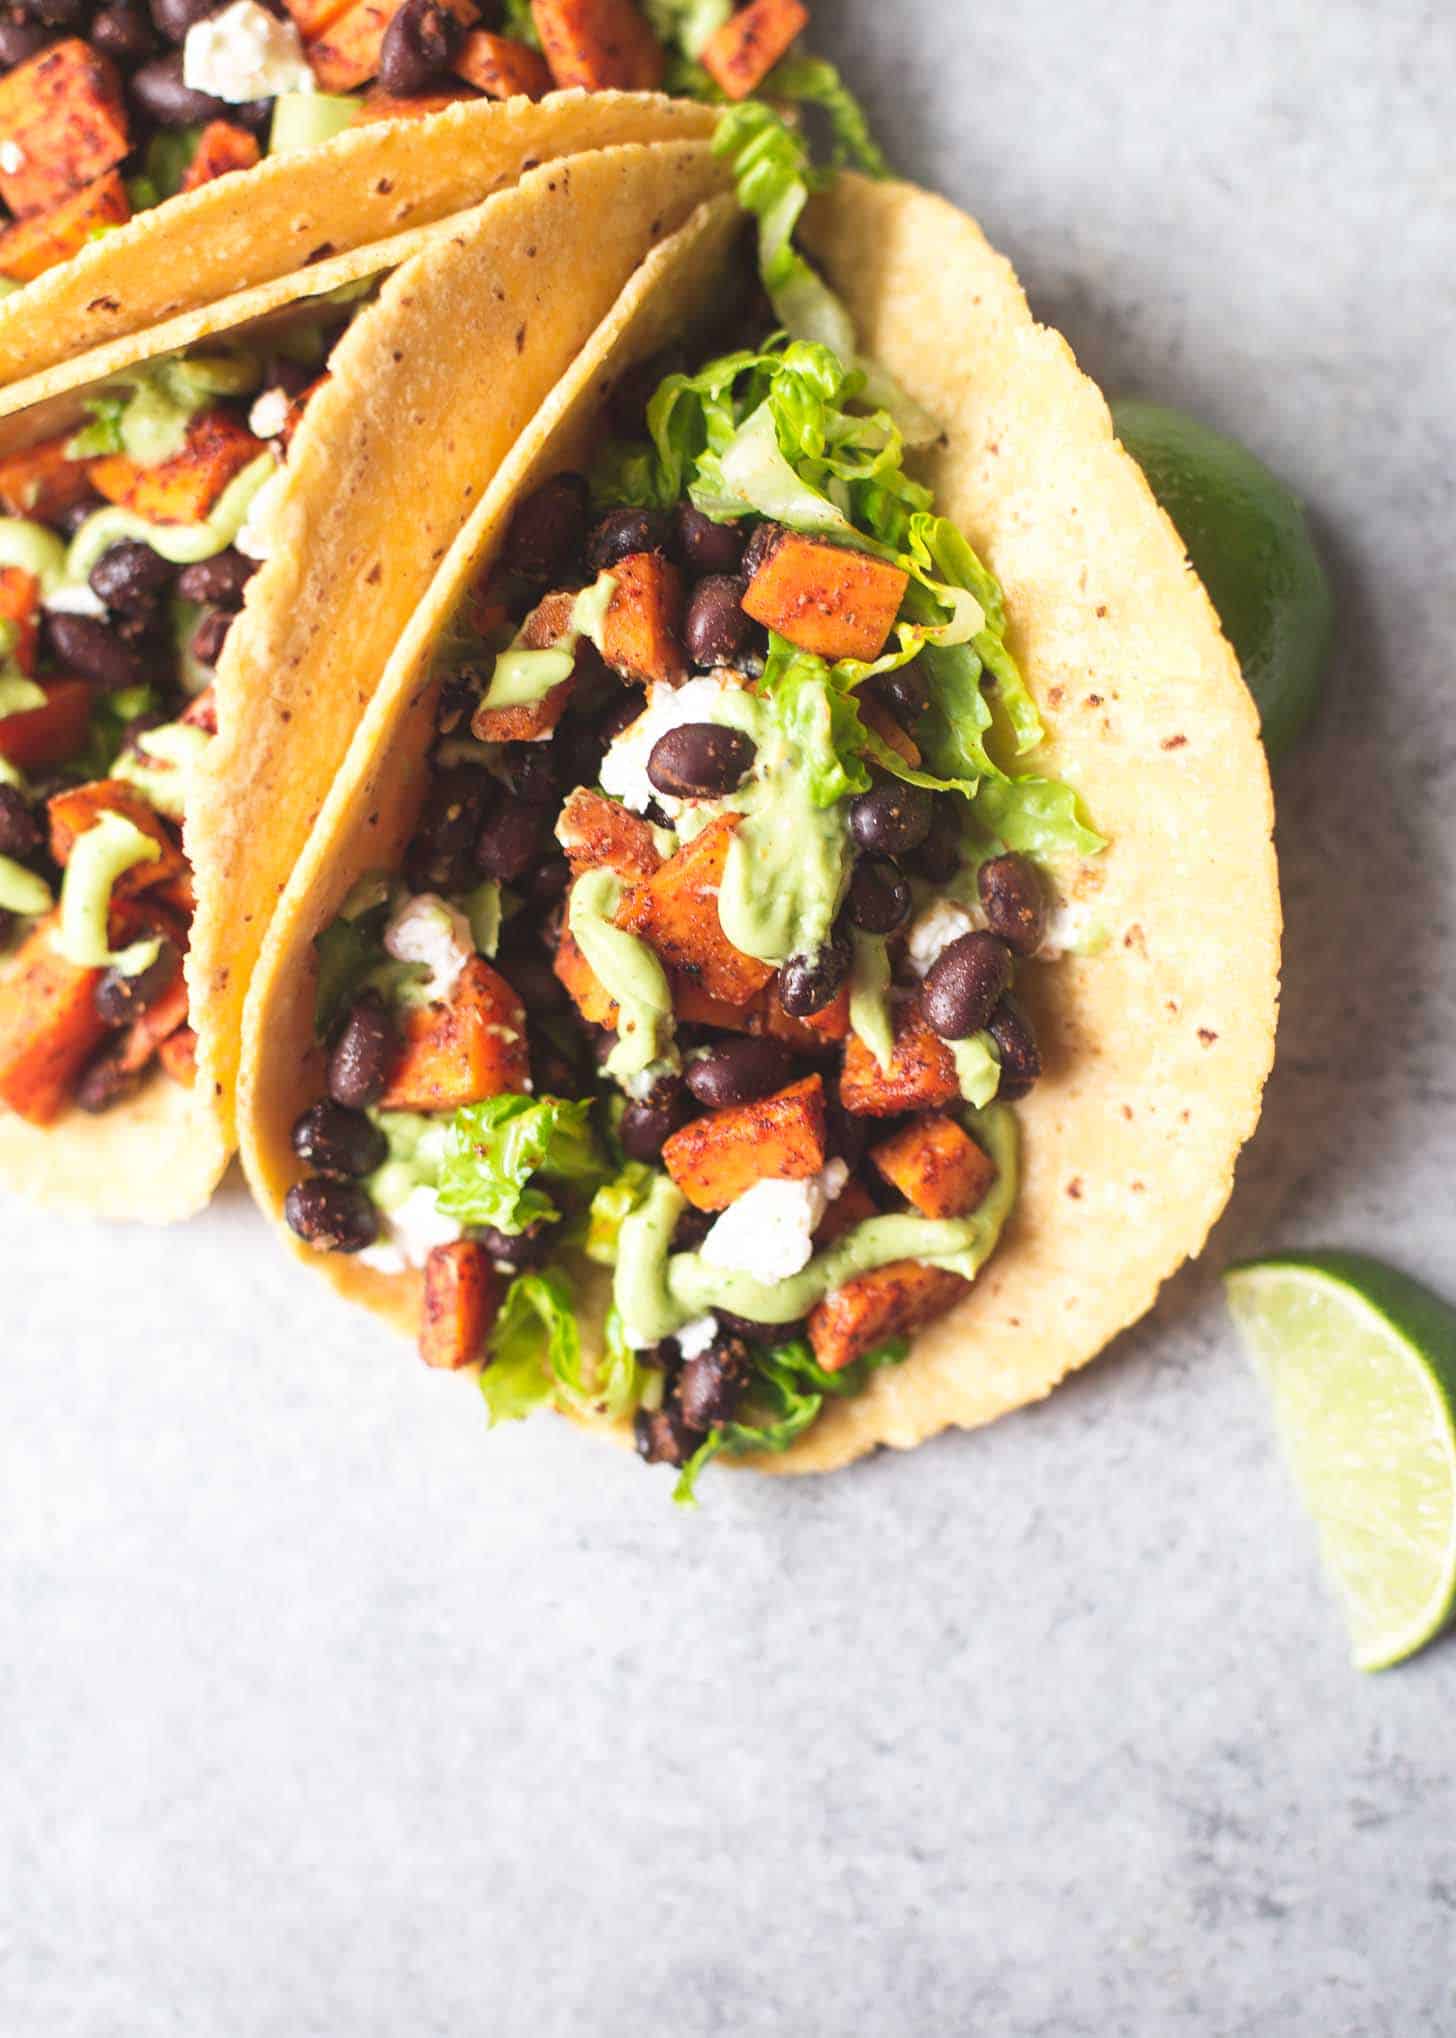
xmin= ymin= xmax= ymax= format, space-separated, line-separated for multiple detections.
xmin=47 ymin=780 xmax=184 ymax=895
xmin=671 ymin=977 xmax=755 ymax=1032
xmin=700 ymin=0 xmax=806 ymax=98
xmin=814 ymin=1172 xmax=876 ymax=1249
xmin=839 ymin=996 xmax=958 ymax=1116
xmin=754 ymin=983 xmax=850 ymax=1049
xmin=471 ymin=591 xmax=580 ymax=743
xmin=0 ymin=914 xmax=107 ymax=1125
xmin=0 ymin=41 xmax=129 ymax=221
xmin=157 ymin=1024 xmax=197 ymax=1087
xmin=552 ymin=926 xmax=617 ymax=1029
xmin=180 ymin=120 xmax=261 ymax=194
xmin=89 ymin=409 xmax=267 ymax=526
xmin=454 ymin=29 xmax=552 ymax=97
xmin=742 ymin=530 xmax=909 ymax=663
xmin=420 ymin=1239 xmax=503 ymax=1371
xmin=530 ymin=0 xmax=664 ymax=89
xmin=0 ymin=565 xmax=40 ymax=675
xmin=352 ymin=86 xmax=477 ymax=123
xmin=809 ymin=1260 xmax=969 ymax=1373
xmin=0 ymin=678 xmax=90 ymax=771
xmin=555 ymin=787 xmax=662 ymax=881
xmin=871 ymin=1113 xmax=997 ymax=1219
xmin=380 ymin=956 xmax=530 ymax=1111
xmin=601 ymin=550 xmax=685 ymax=686
xmin=282 ymin=0 xmax=353 ymax=35
xmin=661 ymin=1073 xmax=825 ymax=1212
xmin=0 ymin=168 xmax=128 ymax=283
xmin=308 ymin=0 xmax=477 ymax=92
xmin=616 ymin=812 xmax=772 ymax=1006
xmin=0 ymin=433 xmax=93 ymax=520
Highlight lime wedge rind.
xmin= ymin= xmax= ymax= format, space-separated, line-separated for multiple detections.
xmin=1225 ymin=1253 xmax=1456 ymax=1672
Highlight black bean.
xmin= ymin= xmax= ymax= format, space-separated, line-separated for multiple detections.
xmin=684 ymin=1036 xmax=794 ymax=1111
xmin=870 ymin=660 xmax=929 ymax=721
xmin=848 ymin=780 xmax=933 ymax=858
xmin=676 ymin=1334 xmax=753 ymax=1431
xmin=620 ymin=1092 xmax=684 ymax=1163
xmin=499 ymin=742 xmax=560 ymax=804
xmin=15 ymin=0 xmax=85 ymax=23
xmin=148 ymin=0 xmax=218 ymax=41
xmin=671 ymin=1205 xmax=712 ymax=1252
xmin=987 ymin=994 xmax=1041 ymax=1100
xmin=405 ymin=764 xmax=490 ymax=892
xmin=907 ymin=803 xmax=962 ymax=884
xmin=633 ymin=1336 xmax=681 ymax=1371
xmin=597 ymin=686 xmax=645 ymax=747
xmin=284 ymin=1178 xmax=379 ymax=1253
xmin=586 ymin=506 xmax=673 ymax=573
xmin=190 ymin=608 xmax=232 ymax=668
xmin=56 ymin=492 xmax=105 ymax=538
xmin=500 ymin=471 xmax=589 ymax=580
xmin=0 ymin=18 xmax=51 ymax=66
xmin=327 ymin=991 xmax=397 ymax=1109
xmin=130 ymin=50 xmax=228 ymax=126
xmin=474 ymin=1220 xmax=551 ymax=1273
xmin=683 ymin=574 xmax=750 ymax=668
xmin=378 ymin=0 xmax=461 ymax=92
xmin=93 ymin=937 xmax=179 ymax=1026
xmin=231 ymin=94 xmax=273 ymax=137
xmin=176 ymin=546 xmax=253 ymax=609
xmin=525 ymin=855 xmax=570 ymax=908
xmin=92 ymin=0 xmax=156 ymax=59
xmin=922 ymin=931 xmax=1014 ymax=1041
xmin=714 ymin=1307 xmax=805 ymax=1346
xmin=634 ymin=1406 xmax=702 ymax=1467
xmin=291 ymin=1099 xmax=387 ymax=1179
xmin=977 ymin=852 xmax=1045 ymax=957
xmin=739 ymin=520 xmax=784 ymax=583
xmin=676 ymin=503 xmax=745 ymax=576
xmin=0 ymin=783 xmax=40 ymax=861
xmin=75 ymin=1045 xmax=143 ymax=1115
xmin=778 ymin=928 xmax=852 ymax=1019
xmin=44 ymin=611 xmax=142 ymax=691
xmin=646 ymin=721 xmax=754 ymax=800
xmin=474 ymin=796 xmax=550 ymax=883
xmin=88 ymin=540 xmax=173 ymax=615
xmin=847 ymin=854 xmax=911 ymax=935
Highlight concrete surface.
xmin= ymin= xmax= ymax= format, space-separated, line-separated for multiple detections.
xmin=3 ymin=3 xmax=1454 ymax=2031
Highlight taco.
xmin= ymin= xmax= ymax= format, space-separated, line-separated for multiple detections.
xmin=0 ymin=135 xmax=728 ymax=1219
xmin=238 ymin=121 xmax=1280 ymax=1490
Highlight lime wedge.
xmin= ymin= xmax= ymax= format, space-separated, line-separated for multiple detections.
xmin=1225 ymin=1253 xmax=1456 ymax=1670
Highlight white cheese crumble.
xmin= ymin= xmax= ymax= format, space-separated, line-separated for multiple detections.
xmin=247 ymin=387 xmax=292 ymax=440
xmin=598 ymin=674 xmax=737 ymax=816
xmin=383 ymin=892 xmax=475 ymax=1002
xmin=183 ymin=1 xmax=315 ymax=103
xmin=234 ymin=460 xmax=286 ymax=561
xmin=0 ymin=141 xmax=26 ymax=175
xmin=43 ymin=584 xmax=108 ymax=619
xmin=675 ymin=1314 xmax=719 ymax=1361
xmin=357 ymin=1185 xmax=461 ymax=1276
xmin=905 ymin=897 xmax=976 ymax=977
xmin=699 ymin=1159 xmax=848 ymax=1282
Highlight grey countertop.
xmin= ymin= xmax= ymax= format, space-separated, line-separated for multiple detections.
xmin=4 ymin=4 xmax=1454 ymax=2032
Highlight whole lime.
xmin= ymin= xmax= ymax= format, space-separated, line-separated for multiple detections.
xmin=1113 ymin=400 xmax=1333 ymax=764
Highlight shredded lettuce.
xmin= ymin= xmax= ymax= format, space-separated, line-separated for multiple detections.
xmin=970 ymin=774 xmax=1105 ymax=863
xmin=756 ymin=640 xmax=872 ymax=808
xmin=436 ymin=1094 xmax=607 ymax=1235
xmin=585 ymin=1161 xmax=655 ymax=1265
xmin=480 ymin=1272 xmax=645 ymax=1427
xmin=761 ymin=55 xmax=889 ymax=178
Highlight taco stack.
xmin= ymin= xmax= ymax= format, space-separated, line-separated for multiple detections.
xmin=235 ymin=121 xmax=1279 ymax=1490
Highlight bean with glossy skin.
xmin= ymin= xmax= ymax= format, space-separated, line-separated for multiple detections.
xmin=75 ymin=1046 xmax=142 ymax=1115
xmin=873 ymin=660 xmax=929 ymax=721
xmin=907 ymin=804 xmax=962 ymax=884
xmin=739 ymin=519 xmax=783 ymax=581
xmin=474 ymin=1220 xmax=551 ymax=1273
xmin=0 ymin=783 xmax=40 ymax=861
xmin=474 ymin=798 xmax=550 ymax=883
xmin=44 ymin=611 xmax=142 ymax=690
xmin=284 ymin=1178 xmax=379 ymax=1253
xmin=634 ymin=1406 xmax=701 ymax=1467
xmin=619 ymin=1089 xmax=685 ymax=1164
xmin=92 ymin=0 xmax=156 ymax=59
xmin=646 ymin=721 xmax=754 ymax=799
xmin=291 ymin=1099 xmax=387 ymax=1179
xmin=190 ymin=608 xmax=231 ymax=668
xmin=130 ymin=51 xmax=229 ymax=126
xmin=597 ymin=686 xmax=645 ymax=747
xmin=15 ymin=0 xmax=84 ymax=24
xmin=684 ymin=1036 xmax=793 ymax=1110
xmin=379 ymin=0 xmax=461 ymax=92
xmin=848 ymin=780 xmax=933 ymax=858
xmin=847 ymin=854 xmax=911 ymax=935
xmin=327 ymin=992 xmax=397 ymax=1109
xmin=978 ymin=852 xmax=1045 ymax=956
xmin=586 ymin=506 xmax=673 ymax=573
xmin=778 ymin=927 xmax=852 ymax=1019
xmin=683 ymin=574 xmax=750 ymax=668
xmin=0 ymin=18 xmax=50 ymax=66
xmin=987 ymin=994 xmax=1041 ymax=1099
xmin=404 ymin=765 xmax=488 ymax=893
xmin=676 ymin=503 xmax=744 ymax=576
xmin=676 ymin=1335 xmax=752 ymax=1431
xmin=93 ymin=937 xmax=179 ymax=1025
xmin=500 ymin=471 xmax=588 ymax=579
xmin=922 ymin=930 xmax=1014 ymax=1041
xmin=148 ymin=0 xmax=217 ymax=39
xmin=89 ymin=539 xmax=173 ymax=615
xmin=671 ymin=1205 xmax=713 ymax=1252
xmin=176 ymin=547 xmax=253 ymax=609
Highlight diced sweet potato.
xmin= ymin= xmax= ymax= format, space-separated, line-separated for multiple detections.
xmin=700 ymin=0 xmax=806 ymax=99
xmin=552 ymin=926 xmax=617 ymax=1029
xmin=454 ymin=29 xmax=552 ymax=97
xmin=471 ymin=590 xmax=579 ymax=743
xmin=742 ymin=530 xmax=909 ymax=663
xmin=0 ymin=914 xmax=107 ymax=1124
xmin=0 ymin=565 xmax=40 ymax=675
xmin=352 ymin=86 xmax=477 ymax=124
xmin=859 ymin=690 xmax=921 ymax=768
xmin=671 ymin=977 xmax=755 ymax=1032
xmin=808 ymin=1260 xmax=969 ymax=1373
xmin=47 ymin=779 xmax=184 ymax=895
xmin=601 ymin=550 xmax=685 ymax=686
xmin=420 ymin=1239 xmax=503 ymax=1371
xmin=0 ymin=678 xmax=90 ymax=771
xmin=180 ymin=120 xmax=260 ymax=195
xmin=814 ymin=1172 xmax=876 ymax=1249
xmin=0 ymin=168 xmax=128 ymax=283
xmin=379 ymin=955 xmax=530 ymax=1111
xmin=0 ymin=433 xmax=93 ymax=520
xmin=661 ymin=1073 xmax=825 ymax=1212
xmin=89 ymin=409 xmax=266 ymax=526
xmin=556 ymin=787 xmax=662 ymax=881
xmin=871 ymin=1113 xmax=996 ymax=1220
xmin=616 ymin=811 xmax=772 ymax=1006
xmin=157 ymin=1024 xmax=197 ymax=1087
xmin=283 ymin=0 xmax=353 ymax=35
xmin=0 ymin=41 xmax=129 ymax=221
xmin=754 ymin=983 xmax=850 ymax=1049
xmin=839 ymin=996 xmax=958 ymax=1116
xmin=530 ymin=0 xmax=664 ymax=90
xmin=308 ymin=0 xmax=477 ymax=93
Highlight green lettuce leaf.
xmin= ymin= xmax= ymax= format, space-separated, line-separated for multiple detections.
xmin=761 ymin=54 xmax=889 ymax=178
xmin=585 ymin=1161 xmax=655 ymax=1265
xmin=757 ymin=638 xmax=872 ymax=807
xmin=436 ymin=1094 xmax=607 ymax=1235
xmin=479 ymin=1271 xmax=575 ymax=1425
xmin=971 ymin=775 xmax=1105 ymax=862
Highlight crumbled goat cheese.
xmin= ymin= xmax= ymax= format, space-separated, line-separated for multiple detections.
xmin=357 ymin=1185 xmax=461 ymax=1276
xmin=598 ymin=674 xmax=738 ymax=815
xmin=699 ymin=1159 xmax=848 ymax=1282
xmin=248 ymin=387 xmax=292 ymax=440
xmin=383 ymin=892 xmax=475 ymax=1002
xmin=234 ymin=461 xmax=286 ymax=561
xmin=0 ymin=141 xmax=26 ymax=175
xmin=675 ymin=1314 xmax=719 ymax=1360
xmin=183 ymin=1 xmax=314 ymax=102
xmin=43 ymin=584 xmax=108 ymax=619
xmin=905 ymin=897 xmax=976 ymax=977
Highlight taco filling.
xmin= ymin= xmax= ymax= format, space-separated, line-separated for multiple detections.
xmin=280 ymin=271 xmax=1104 ymax=1496
xmin=0 ymin=312 xmax=348 ymax=1124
